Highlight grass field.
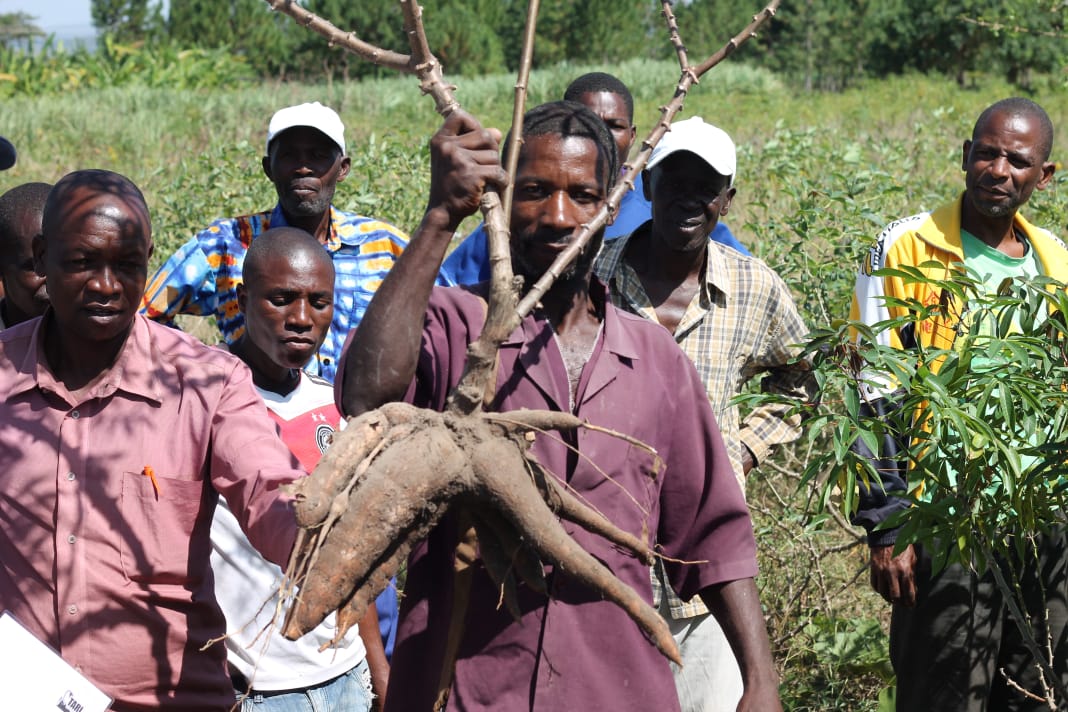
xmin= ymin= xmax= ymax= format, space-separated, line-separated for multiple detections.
xmin=4 ymin=58 xmax=1068 ymax=709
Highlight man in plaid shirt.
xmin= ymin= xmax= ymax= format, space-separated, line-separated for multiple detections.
xmin=595 ymin=116 xmax=815 ymax=712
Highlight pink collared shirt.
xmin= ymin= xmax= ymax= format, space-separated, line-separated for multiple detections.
xmin=0 ymin=313 xmax=303 ymax=711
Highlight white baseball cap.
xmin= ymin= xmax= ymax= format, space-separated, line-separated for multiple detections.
xmin=646 ymin=116 xmax=736 ymax=186
xmin=265 ymin=102 xmax=346 ymax=156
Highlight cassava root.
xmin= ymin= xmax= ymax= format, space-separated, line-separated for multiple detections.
xmin=280 ymin=402 xmax=681 ymax=664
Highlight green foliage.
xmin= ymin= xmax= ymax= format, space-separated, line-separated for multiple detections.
xmin=0 ymin=36 xmax=254 ymax=97
xmin=791 ymin=271 xmax=1068 ymax=568
xmin=283 ymin=0 xmax=404 ymax=80
xmin=674 ymin=0 xmax=1067 ymax=90
xmin=14 ymin=1 xmax=1068 ymax=91
xmin=91 ymin=0 xmax=150 ymax=42
xmin=0 ymin=29 xmax=255 ymax=95
xmin=165 ymin=0 xmax=293 ymax=79
xmin=0 ymin=12 xmax=44 ymax=50
xmin=806 ymin=616 xmax=892 ymax=682
xmin=863 ymin=0 xmax=1067 ymax=88
xmin=753 ymin=271 xmax=1068 ymax=703
xmin=423 ymin=0 xmax=507 ymax=77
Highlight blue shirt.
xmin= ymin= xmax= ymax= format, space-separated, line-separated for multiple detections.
xmin=439 ymin=172 xmax=750 ymax=286
xmin=142 ymin=203 xmax=408 ymax=382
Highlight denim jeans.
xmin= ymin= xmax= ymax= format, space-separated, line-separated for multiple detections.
xmin=238 ymin=658 xmax=374 ymax=712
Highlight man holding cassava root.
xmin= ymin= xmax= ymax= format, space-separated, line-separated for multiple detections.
xmin=336 ymin=101 xmax=781 ymax=711
xmin=595 ymin=117 xmax=814 ymax=712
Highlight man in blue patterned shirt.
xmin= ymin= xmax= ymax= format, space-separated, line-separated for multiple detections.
xmin=142 ymin=102 xmax=408 ymax=382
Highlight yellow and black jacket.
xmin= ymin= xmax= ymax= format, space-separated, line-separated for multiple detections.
xmin=848 ymin=194 xmax=1068 ymax=545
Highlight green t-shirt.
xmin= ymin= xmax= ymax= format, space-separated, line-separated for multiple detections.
xmin=938 ymin=229 xmax=1045 ymax=492
xmin=959 ymin=229 xmax=1042 ymax=366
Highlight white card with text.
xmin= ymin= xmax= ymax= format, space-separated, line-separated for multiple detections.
xmin=0 ymin=612 xmax=112 ymax=711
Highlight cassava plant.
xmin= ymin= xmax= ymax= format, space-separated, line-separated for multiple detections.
xmin=261 ymin=0 xmax=780 ymax=702
xmin=745 ymin=267 xmax=1068 ymax=709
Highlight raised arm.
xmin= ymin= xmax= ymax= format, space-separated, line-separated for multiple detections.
xmin=339 ymin=111 xmax=507 ymax=417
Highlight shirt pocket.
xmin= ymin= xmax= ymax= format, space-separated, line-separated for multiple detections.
xmin=565 ymin=440 xmax=661 ymax=550
xmin=119 ymin=471 xmax=207 ymax=585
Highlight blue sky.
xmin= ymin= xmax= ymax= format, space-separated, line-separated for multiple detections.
xmin=3 ymin=0 xmax=95 ymax=38
xmin=3 ymin=0 xmax=171 ymax=40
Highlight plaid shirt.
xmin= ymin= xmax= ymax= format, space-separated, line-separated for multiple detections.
xmin=595 ymin=223 xmax=815 ymax=618
xmin=142 ymin=204 xmax=407 ymax=383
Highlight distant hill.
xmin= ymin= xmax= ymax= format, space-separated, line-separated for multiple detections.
xmin=31 ymin=31 xmax=97 ymax=52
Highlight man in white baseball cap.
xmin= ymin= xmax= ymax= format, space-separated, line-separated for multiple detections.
xmin=143 ymin=101 xmax=407 ymax=383
xmin=595 ymin=116 xmax=815 ymax=712
xmin=644 ymin=116 xmax=737 ymax=186
xmin=265 ymin=101 xmax=347 ymax=157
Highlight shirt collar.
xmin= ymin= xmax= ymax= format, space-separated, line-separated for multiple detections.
xmin=12 ymin=312 xmax=164 ymax=406
xmin=502 ymin=278 xmax=640 ymax=361
xmin=597 ymin=221 xmax=729 ymax=304
xmin=702 ymin=238 xmax=732 ymax=298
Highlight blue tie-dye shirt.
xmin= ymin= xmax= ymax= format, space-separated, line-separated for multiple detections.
xmin=142 ymin=203 xmax=407 ymax=382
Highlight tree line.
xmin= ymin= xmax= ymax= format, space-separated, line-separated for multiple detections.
xmin=60 ymin=1 xmax=1068 ymax=90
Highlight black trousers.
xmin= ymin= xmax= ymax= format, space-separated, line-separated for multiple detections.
xmin=891 ymin=528 xmax=1068 ymax=711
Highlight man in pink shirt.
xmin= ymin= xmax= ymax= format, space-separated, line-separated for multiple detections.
xmin=0 ymin=170 xmax=304 ymax=711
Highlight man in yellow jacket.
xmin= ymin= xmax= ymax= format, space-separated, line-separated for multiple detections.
xmin=849 ymin=97 xmax=1068 ymax=711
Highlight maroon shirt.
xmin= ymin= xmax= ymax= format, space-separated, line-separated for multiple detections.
xmin=340 ymin=282 xmax=757 ymax=711
xmin=0 ymin=314 xmax=303 ymax=711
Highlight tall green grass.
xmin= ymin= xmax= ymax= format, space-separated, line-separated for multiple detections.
xmin=4 ymin=60 xmax=1068 ymax=709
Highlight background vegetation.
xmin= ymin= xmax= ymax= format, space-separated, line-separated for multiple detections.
xmin=3 ymin=3 xmax=1068 ymax=710
xmin=2 ymin=1 xmax=1067 ymax=92
xmin=6 ymin=1 xmax=1067 ymax=90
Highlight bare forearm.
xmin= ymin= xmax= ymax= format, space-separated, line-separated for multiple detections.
xmin=340 ymin=110 xmax=506 ymax=417
xmin=340 ymin=206 xmax=456 ymax=416
xmin=357 ymin=604 xmax=390 ymax=710
xmin=700 ymin=578 xmax=781 ymax=709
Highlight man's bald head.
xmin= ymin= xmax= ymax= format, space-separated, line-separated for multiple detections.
xmin=243 ymin=226 xmax=334 ymax=284
xmin=0 ymin=182 xmax=51 ymax=261
xmin=33 ymin=169 xmax=154 ymax=357
xmin=0 ymin=182 xmax=52 ymax=324
xmin=974 ymin=97 xmax=1054 ymax=161
xmin=237 ymin=226 xmax=335 ymax=386
xmin=43 ymin=169 xmax=152 ymax=251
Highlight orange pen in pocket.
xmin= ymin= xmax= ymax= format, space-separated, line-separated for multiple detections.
xmin=142 ymin=465 xmax=161 ymax=499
